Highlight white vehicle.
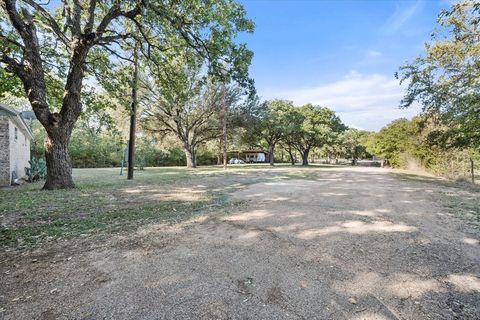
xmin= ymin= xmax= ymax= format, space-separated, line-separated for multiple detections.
xmin=228 ymin=158 xmax=245 ymax=164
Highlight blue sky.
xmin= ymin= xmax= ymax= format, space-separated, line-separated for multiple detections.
xmin=238 ymin=0 xmax=451 ymax=131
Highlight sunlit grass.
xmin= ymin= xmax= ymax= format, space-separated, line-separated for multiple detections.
xmin=1 ymin=165 xmax=477 ymax=249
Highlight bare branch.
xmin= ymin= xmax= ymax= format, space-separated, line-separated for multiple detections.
xmin=96 ymin=4 xmax=140 ymax=36
xmin=1 ymin=0 xmax=28 ymax=38
xmin=23 ymin=0 xmax=71 ymax=46
xmin=97 ymin=33 xmax=131 ymax=44
xmin=61 ymin=0 xmax=72 ymax=34
xmin=98 ymin=43 xmax=134 ymax=62
xmin=84 ymin=0 xmax=97 ymax=33
xmin=71 ymin=0 xmax=82 ymax=36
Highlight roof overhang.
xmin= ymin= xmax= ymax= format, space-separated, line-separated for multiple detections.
xmin=227 ymin=150 xmax=268 ymax=154
xmin=0 ymin=104 xmax=34 ymax=140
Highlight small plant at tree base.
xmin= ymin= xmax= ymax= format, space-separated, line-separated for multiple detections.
xmin=25 ymin=158 xmax=47 ymax=182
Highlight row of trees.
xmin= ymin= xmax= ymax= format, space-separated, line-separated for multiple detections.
xmin=241 ymin=100 xmax=346 ymax=166
xmin=362 ymin=117 xmax=479 ymax=181
xmin=393 ymin=1 xmax=479 ymax=182
xmin=24 ymin=87 xmax=353 ymax=169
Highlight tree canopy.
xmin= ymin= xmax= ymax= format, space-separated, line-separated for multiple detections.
xmin=0 ymin=0 xmax=254 ymax=189
xmin=397 ymin=0 xmax=480 ymax=151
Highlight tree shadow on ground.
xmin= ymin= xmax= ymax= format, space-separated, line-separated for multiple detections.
xmin=1 ymin=167 xmax=479 ymax=319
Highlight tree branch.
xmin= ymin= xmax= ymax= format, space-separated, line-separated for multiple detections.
xmin=23 ymin=0 xmax=71 ymax=46
xmin=0 ymin=53 xmax=26 ymax=80
xmin=71 ymin=0 xmax=82 ymax=36
xmin=96 ymin=4 xmax=140 ymax=36
xmin=0 ymin=31 xmax=25 ymax=49
xmin=84 ymin=0 xmax=97 ymax=33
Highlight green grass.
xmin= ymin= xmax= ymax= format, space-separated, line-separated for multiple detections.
xmin=394 ymin=171 xmax=480 ymax=221
xmin=0 ymin=167 xmax=229 ymax=249
xmin=2 ymin=165 xmax=478 ymax=250
xmin=439 ymin=190 xmax=480 ymax=221
xmin=0 ymin=165 xmax=302 ymax=249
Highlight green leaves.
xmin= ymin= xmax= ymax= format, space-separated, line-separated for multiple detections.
xmin=25 ymin=158 xmax=47 ymax=182
xmin=292 ymin=104 xmax=346 ymax=151
xmin=246 ymin=99 xmax=346 ymax=164
xmin=0 ymin=69 xmax=23 ymax=98
xmin=397 ymin=0 xmax=480 ymax=150
xmin=141 ymin=0 xmax=254 ymax=87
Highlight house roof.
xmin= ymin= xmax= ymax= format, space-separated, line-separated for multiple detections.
xmin=227 ymin=150 xmax=268 ymax=154
xmin=0 ymin=104 xmax=34 ymax=140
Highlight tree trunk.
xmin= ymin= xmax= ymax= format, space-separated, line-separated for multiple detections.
xmin=40 ymin=45 xmax=89 ymax=189
xmin=288 ymin=150 xmax=295 ymax=165
xmin=301 ymin=149 xmax=310 ymax=166
xmin=184 ymin=146 xmax=196 ymax=168
xmin=216 ymin=138 xmax=223 ymax=165
xmin=269 ymin=144 xmax=275 ymax=166
xmin=43 ymin=132 xmax=74 ymax=190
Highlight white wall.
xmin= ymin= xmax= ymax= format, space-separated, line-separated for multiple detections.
xmin=0 ymin=116 xmax=9 ymax=185
xmin=9 ymin=119 xmax=31 ymax=180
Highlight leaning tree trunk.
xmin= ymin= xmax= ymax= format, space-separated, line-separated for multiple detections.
xmin=43 ymin=129 xmax=75 ymax=190
xmin=268 ymin=144 xmax=275 ymax=166
xmin=288 ymin=150 xmax=295 ymax=165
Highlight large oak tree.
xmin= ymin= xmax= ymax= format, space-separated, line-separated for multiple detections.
xmin=290 ymin=104 xmax=345 ymax=166
xmin=250 ymin=99 xmax=295 ymax=166
xmin=0 ymin=0 xmax=253 ymax=189
xmin=141 ymin=46 xmax=253 ymax=168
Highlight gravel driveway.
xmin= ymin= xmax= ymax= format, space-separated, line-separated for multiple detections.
xmin=1 ymin=167 xmax=479 ymax=319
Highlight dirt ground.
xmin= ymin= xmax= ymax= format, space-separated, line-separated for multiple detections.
xmin=1 ymin=166 xmax=479 ymax=320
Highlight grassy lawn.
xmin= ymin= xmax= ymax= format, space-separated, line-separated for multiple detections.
xmin=394 ymin=172 xmax=480 ymax=222
xmin=1 ymin=165 xmax=478 ymax=250
xmin=0 ymin=165 xmax=300 ymax=249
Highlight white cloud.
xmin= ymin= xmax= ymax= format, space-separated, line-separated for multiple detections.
xmin=260 ymin=71 xmax=422 ymax=131
xmin=366 ymin=49 xmax=382 ymax=58
xmin=381 ymin=0 xmax=424 ymax=34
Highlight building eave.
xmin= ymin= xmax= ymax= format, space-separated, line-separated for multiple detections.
xmin=0 ymin=104 xmax=34 ymax=140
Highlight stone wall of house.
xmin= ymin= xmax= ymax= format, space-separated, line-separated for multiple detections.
xmin=0 ymin=116 xmax=10 ymax=186
xmin=9 ymin=118 xmax=31 ymax=181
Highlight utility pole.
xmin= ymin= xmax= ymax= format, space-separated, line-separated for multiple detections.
xmin=222 ymin=83 xmax=227 ymax=170
xmin=470 ymin=158 xmax=475 ymax=184
xmin=127 ymin=44 xmax=138 ymax=180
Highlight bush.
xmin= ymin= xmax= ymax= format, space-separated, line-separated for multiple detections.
xmin=196 ymin=147 xmax=217 ymax=165
xmin=25 ymin=157 xmax=47 ymax=182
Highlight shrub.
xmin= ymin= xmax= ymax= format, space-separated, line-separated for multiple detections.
xmin=25 ymin=157 xmax=47 ymax=182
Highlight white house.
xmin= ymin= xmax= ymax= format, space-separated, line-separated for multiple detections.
xmin=244 ymin=151 xmax=266 ymax=163
xmin=0 ymin=105 xmax=33 ymax=186
xmin=227 ymin=150 xmax=269 ymax=163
